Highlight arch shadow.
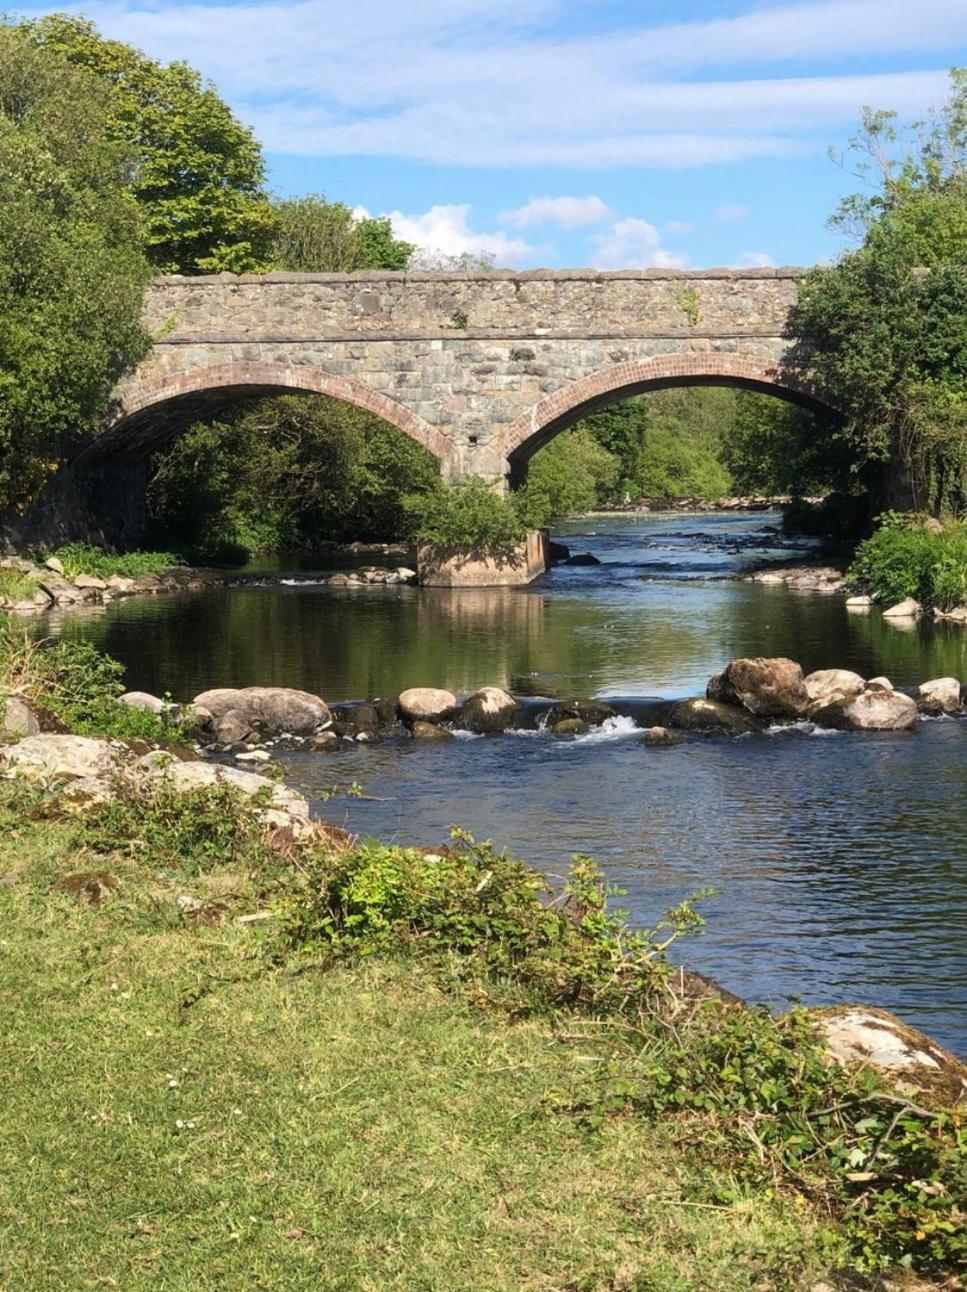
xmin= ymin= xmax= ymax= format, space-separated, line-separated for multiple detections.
xmin=79 ymin=361 xmax=456 ymax=472
xmin=498 ymin=355 xmax=839 ymax=481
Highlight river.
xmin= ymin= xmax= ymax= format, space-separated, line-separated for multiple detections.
xmin=41 ymin=512 xmax=967 ymax=1053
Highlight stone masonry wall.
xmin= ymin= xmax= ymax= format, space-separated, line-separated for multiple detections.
xmin=101 ymin=269 xmax=815 ymax=482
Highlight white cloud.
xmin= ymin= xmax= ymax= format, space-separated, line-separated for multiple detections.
xmin=735 ymin=251 xmax=775 ymax=268
xmin=591 ymin=219 xmax=689 ymax=271
xmin=715 ymin=203 xmax=752 ymax=223
xmin=500 ymin=195 xmax=611 ymax=228
xmin=19 ymin=0 xmax=960 ymax=168
xmin=664 ymin=220 xmax=696 ymax=236
xmin=378 ymin=204 xmax=537 ymax=267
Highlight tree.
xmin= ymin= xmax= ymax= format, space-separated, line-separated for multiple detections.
xmin=515 ymin=428 xmax=619 ymax=525
xmin=720 ymin=392 xmax=844 ymax=495
xmin=16 ymin=14 xmax=276 ymax=274
xmin=270 ymin=196 xmax=413 ymax=272
xmin=791 ymin=69 xmax=967 ymax=514
xmin=0 ymin=29 xmax=152 ymax=512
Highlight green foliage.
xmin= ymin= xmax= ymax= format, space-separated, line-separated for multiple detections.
xmin=37 ymin=543 xmax=181 ymax=579
xmin=402 ymin=478 xmax=527 ymax=552
xmin=17 ymin=14 xmax=276 ymax=274
xmin=0 ymin=569 xmax=40 ymax=603
xmin=0 ymin=25 xmax=152 ymax=511
xmin=721 ymin=391 xmax=845 ymax=495
xmin=630 ymin=388 xmax=735 ymax=499
xmin=673 ymin=285 xmax=701 ymax=326
xmin=791 ymin=69 xmax=967 ymax=513
xmin=515 ymin=427 xmax=619 ymax=525
xmin=848 ymin=512 xmax=967 ymax=609
xmin=0 ymin=624 xmax=191 ymax=742
xmin=146 ymin=395 xmax=441 ymax=560
xmin=270 ymin=194 xmax=413 ymax=272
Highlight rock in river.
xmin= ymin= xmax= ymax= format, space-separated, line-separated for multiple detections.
xmin=667 ymin=698 xmax=760 ymax=735
xmin=813 ymin=687 xmax=918 ymax=731
xmin=459 ymin=687 xmax=520 ymax=733
xmin=915 ymin=677 xmax=963 ymax=715
xmin=398 ymin=688 xmax=457 ymax=723
xmin=707 ymin=657 xmax=808 ymax=718
xmin=193 ymin=687 xmax=331 ymax=740
xmin=803 ymin=669 xmax=865 ymax=710
xmin=546 ymin=698 xmax=616 ymax=728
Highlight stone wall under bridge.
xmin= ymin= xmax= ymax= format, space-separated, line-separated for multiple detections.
xmin=86 ymin=266 xmax=832 ymax=491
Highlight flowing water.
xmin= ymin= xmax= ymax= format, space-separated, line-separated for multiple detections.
xmin=40 ymin=513 xmax=967 ymax=1053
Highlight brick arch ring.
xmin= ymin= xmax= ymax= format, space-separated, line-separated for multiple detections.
xmin=497 ymin=354 xmax=837 ymax=464
xmin=105 ymin=361 xmax=458 ymax=473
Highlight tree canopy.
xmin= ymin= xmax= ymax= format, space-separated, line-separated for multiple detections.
xmin=271 ymin=196 xmax=414 ymax=273
xmin=16 ymin=14 xmax=277 ymax=275
xmin=0 ymin=29 xmax=152 ymax=512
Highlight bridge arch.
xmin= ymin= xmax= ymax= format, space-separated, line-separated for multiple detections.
xmin=82 ymin=360 xmax=457 ymax=473
xmin=499 ymin=354 xmax=837 ymax=478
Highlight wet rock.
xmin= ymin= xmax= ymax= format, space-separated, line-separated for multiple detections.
xmin=547 ymin=698 xmax=616 ymax=727
xmin=883 ymin=597 xmax=921 ymax=619
xmin=667 ymin=697 xmax=760 ymax=735
xmin=119 ymin=691 xmax=166 ymax=714
xmin=1 ymin=733 xmax=123 ymax=781
xmin=642 ymin=725 xmax=684 ymax=746
xmin=548 ymin=540 xmax=570 ymax=564
xmin=331 ymin=701 xmax=382 ymax=738
xmin=845 ymin=594 xmax=873 ymax=610
xmin=814 ymin=688 xmax=917 ymax=731
xmin=707 ymin=657 xmax=808 ymax=718
xmin=915 ymin=677 xmax=963 ymax=715
xmin=459 ymin=686 xmax=520 ymax=733
xmin=803 ymin=669 xmax=865 ymax=710
xmin=235 ymin=749 xmax=270 ymax=763
xmin=551 ymin=718 xmax=589 ymax=736
xmin=308 ymin=730 xmax=340 ymax=751
xmin=813 ymin=1006 xmax=967 ymax=1108
xmin=398 ymin=687 xmax=457 ymax=723
xmin=565 ymin=553 xmax=600 ymax=566
xmin=193 ymin=686 xmax=331 ymax=739
xmin=410 ymin=720 xmax=454 ymax=740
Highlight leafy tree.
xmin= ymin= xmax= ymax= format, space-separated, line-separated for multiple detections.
xmin=146 ymin=395 xmax=440 ymax=560
xmin=271 ymin=195 xmax=413 ymax=272
xmin=16 ymin=14 xmax=276 ymax=274
xmin=0 ymin=28 xmax=152 ymax=512
xmin=515 ymin=428 xmax=619 ymax=525
xmin=790 ymin=68 xmax=967 ymax=514
xmin=402 ymin=478 xmax=526 ymax=552
xmin=720 ymin=391 xmax=844 ymax=495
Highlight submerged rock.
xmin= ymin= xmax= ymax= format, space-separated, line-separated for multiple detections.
xmin=707 ymin=657 xmax=808 ymax=718
xmin=193 ymin=687 xmax=331 ymax=740
xmin=642 ymin=725 xmax=684 ymax=746
xmin=398 ymin=688 xmax=457 ymax=723
xmin=915 ymin=677 xmax=963 ymax=715
xmin=813 ymin=1005 xmax=967 ymax=1108
xmin=551 ymin=718 xmax=589 ymax=736
xmin=667 ymin=697 xmax=760 ymax=735
xmin=410 ymin=720 xmax=454 ymax=740
xmin=547 ymin=698 xmax=616 ymax=728
xmin=459 ymin=687 xmax=520 ymax=733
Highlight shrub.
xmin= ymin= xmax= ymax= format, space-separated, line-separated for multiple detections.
xmin=402 ymin=478 xmax=527 ymax=553
xmin=0 ymin=569 xmax=41 ymax=603
xmin=37 ymin=543 xmax=182 ymax=579
xmin=848 ymin=512 xmax=967 ymax=609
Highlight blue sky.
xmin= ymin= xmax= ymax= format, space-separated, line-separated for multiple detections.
xmin=18 ymin=0 xmax=967 ymax=268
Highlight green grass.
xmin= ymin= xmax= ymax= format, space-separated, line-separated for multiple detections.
xmin=36 ymin=542 xmax=183 ymax=579
xmin=0 ymin=568 xmax=41 ymax=603
xmin=0 ymin=799 xmax=842 ymax=1291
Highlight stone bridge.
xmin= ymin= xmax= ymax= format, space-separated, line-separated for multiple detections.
xmin=92 ymin=267 xmax=827 ymax=486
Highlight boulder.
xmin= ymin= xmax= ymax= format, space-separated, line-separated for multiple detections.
xmin=73 ymin=574 xmax=107 ymax=592
xmin=131 ymin=574 xmax=162 ymax=592
xmin=459 ymin=687 xmax=520 ymax=733
xmin=119 ymin=691 xmax=166 ymax=714
xmin=546 ymin=698 xmax=616 ymax=728
xmin=37 ymin=577 xmax=83 ymax=604
xmin=1 ymin=733 xmax=122 ymax=782
xmin=866 ymin=676 xmax=894 ymax=692
xmin=139 ymin=753 xmax=310 ymax=830
xmin=331 ymin=701 xmax=382 ymax=738
xmin=2 ymin=696 xmax=41 ymax=738
xmin=212 ymin=709 xmax=255 ymax=746
xmin=193 ymin=687 xmax=331 ymax=739
xmin=915 ymin=677 xmax=963 ymax=716
xmin=398 ymin=687 xmax=457 ymax=723
xmin=707 ymin=657 xmax=808 ymax=718
xmin=803 ymin=669 xmax=866 ymax=710
xmin=845 ymin=594 xmax=873 ymax=610
xmin=813 ymin=1006 xmax=967 ymax=1108
xmin=642 ymin=725 xmax=684 ymax=746
xmin=667 ymin=698 xmax=760 ymax=735
xmin=105 ymin=575 xmax=136 ymax=595
xmin=814 ymin=688 xmax=917 ymax=731
xmin=882 ymin=597 xmax=920 ymax=619
xmin=410 ymin=720 xmax=454 ymax=740
xmin=565 ymin=553 xmax=600 ymax=566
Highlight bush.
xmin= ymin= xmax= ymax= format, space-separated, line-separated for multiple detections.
xmin=36 ymin=543 xmax=182 ymax=579
xmin=403 ymin=479 xmax=527 ymax=553
xmin=848 ymin=513 xmax=967 ymax=609
xmin=515 ymin=427 xmax=619 ymax=526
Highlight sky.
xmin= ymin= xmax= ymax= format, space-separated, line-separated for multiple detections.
xmin=16 ymin=0 xmax=967 ymax=268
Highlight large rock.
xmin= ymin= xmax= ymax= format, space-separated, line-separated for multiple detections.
xmin=193 ymin=687 xmax=331 ymax=739
xmin=1 ymin=734 xmax=122 ymax=781
xmin=667 ymin=697 xmax=760 ymax=735
xmin=2 ymin=697 xmax=41 ymax=738
xmin=814 ymin=688 xmax=918 ymax=731
xmin=803 ymin=669 xmax=866 ymax=710
xmin=546 ymin=698 xmax=616 ymax=728
xmin=813 ymin=1006 xmax=967 ymax=1108
xmin=459 ymin=687 xmax=520 ymax=733
xmin=882 ymin=597 xmax=920 ymax=619
xmin=398 ymin=688 xmax=457 ymax=723
xmin=707 ymin=657 xmax=808 ymax=718
xmin=915 ymin=677 xmax=963 ymax=716
xmin=330 ymin=701 xmax=382 ymax=739
xmin=138 ymin=753 xmax=310 ymax=829
xmin=120 ymin=691 xmax=167 ymax=714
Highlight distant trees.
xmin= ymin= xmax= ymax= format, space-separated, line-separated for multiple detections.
xmin=0 ymin=28 xmax=152 ymax=511
xmin=270 ymin=195 xmax=413 ymax=273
